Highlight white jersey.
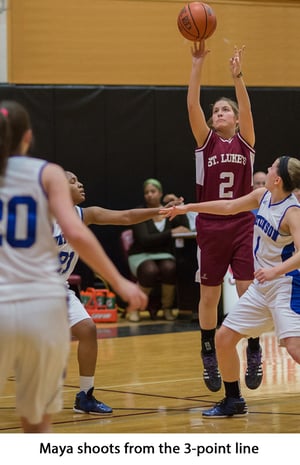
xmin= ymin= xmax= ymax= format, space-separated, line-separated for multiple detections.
xmin=53 ymin=205 xmax=83 ymax=281
xmin=0 ymin=156 xmax=67 ymax=302
xmin=224 ymin=191 xmax=300 ymax=342
xmin=253 ymin=191 xmax=300 ymax=272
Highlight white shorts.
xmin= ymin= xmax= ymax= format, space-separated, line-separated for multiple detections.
xmin=224 ymin=277 xmax=300 ymax=344
xmin=67 ymin=288 xmax=91 ymax=327
xmin=0 ymin=297 xmax=70 ymax=424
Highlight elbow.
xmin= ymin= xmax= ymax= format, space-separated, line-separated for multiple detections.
xmin=187 ymin=101 xmax=196 ymax=113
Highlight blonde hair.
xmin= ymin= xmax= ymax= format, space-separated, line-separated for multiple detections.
xmin=278 ymin=156 xmax=300 ymax=192
xmin=286 ymin=157 xmax=300 ymax=190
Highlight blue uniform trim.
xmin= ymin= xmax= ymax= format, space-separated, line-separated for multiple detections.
xmin=291 ymin=274 xmax=300 ymax=314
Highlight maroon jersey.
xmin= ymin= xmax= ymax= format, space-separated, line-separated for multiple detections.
xmin=195 ymin=130 xmax=255 ymax=219
xmin=194 ymin=129 xmax=255 ymax=284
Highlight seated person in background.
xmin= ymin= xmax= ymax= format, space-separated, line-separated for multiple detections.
xmin=163 ymin=192 xmax=197 ymax=231
xmin=252 ymin=171 xmax=267 ymax=216
xmin=128 ymin=178 xmax=191 ymax=322
xmin=253 ymin=170 xmax=267 ymax=189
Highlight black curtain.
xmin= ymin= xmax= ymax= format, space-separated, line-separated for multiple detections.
xmin=1 ymin=84 xmax=299 ymax=286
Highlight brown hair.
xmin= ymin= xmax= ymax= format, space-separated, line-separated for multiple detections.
xmin=0 ymin=101 xmax=31 ymax=155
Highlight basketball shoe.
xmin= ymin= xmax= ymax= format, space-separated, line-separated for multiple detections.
xmin=201 ymin=352 xmax=222 ymax=392
xmin=73 ymin=387 xmax=113 ymax=414
xmin=202 ymin=397 xmax=248 ymax=418
xmin=245 ymin=346 xmax=263 ymax=390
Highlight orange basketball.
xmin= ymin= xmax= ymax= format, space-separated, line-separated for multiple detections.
xmin=177 ymin=2 xmax=217 ymax=41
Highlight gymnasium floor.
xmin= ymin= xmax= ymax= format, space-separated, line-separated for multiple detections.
xmin=1 ymin=309 xmax=299 ymax=435
xmin=1 ymin=309 xmax=299 ymax=464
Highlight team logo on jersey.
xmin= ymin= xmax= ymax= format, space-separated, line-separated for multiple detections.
xmin=54 ymin=233 xmax=67 ymax=246
xmin=255 ymin=215 xmax=279 ymax=241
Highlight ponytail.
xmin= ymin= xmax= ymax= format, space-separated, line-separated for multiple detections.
xmin=0 ymin=100 xmax=31 ymax=155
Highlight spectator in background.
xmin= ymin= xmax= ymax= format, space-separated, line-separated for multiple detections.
xmin=252 ymin=171 xmax=267 ymax=216
xmin=128 ymin=178 xmax=190 ymax=322
xmin=252 ymin=170 xmax=267 ymax=214
xmin=253 ymin=171 xmax=267 ymax=189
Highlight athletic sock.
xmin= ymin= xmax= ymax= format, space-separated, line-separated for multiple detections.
xmin=201 ymin=328 xmax=216 ymax=354
xmin=224 ymin=381 xmax=241 ymax=399
xmin=247 ymin=337 xmax=260 ymax=352
xmin=79 ymin=376 xmax=94 ymax=393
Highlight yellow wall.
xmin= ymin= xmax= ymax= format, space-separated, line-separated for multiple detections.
xmin=7 ymin=0 xmax=300 ymax=86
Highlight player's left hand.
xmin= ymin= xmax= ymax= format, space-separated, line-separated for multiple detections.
xmin=254 ymin=267 xmax=278 ymax=283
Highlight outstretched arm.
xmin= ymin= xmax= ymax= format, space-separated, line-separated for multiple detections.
xmin=44 ymin=164 xmax=148 ymax=312
xmin=187 ymin=41 xmax=210 ymax=147
xmin=230 ymin=45 xmax=255 ymax=147
xmin=82 ymin=198 xmax=184 ymax=226
xmin=159 ymin=189 xmax=264 ymax=220
xmin=83 ymin=206 xmax=161 ymax=226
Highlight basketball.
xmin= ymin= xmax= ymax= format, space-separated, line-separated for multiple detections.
xmin=177 ymin=2 xmax=217 ymax=41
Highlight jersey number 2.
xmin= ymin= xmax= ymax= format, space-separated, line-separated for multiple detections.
xmin=219 ymin=172 xmax=234 ymax=198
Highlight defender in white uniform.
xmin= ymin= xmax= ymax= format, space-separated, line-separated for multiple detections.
xmin=226 ymin=189 xmax=300 ymax=340
xmin=54 ymin=171 xmax=168 ymax=415
xmin=0 ymin=101 xmax=147 ymax=432
xmin=0 ymin=155 xmax=70 ymax=431
xmin=160 ymin=155 xmax=300 ymax=418
xmin=53 ymin=206 xmax=88 ymax=327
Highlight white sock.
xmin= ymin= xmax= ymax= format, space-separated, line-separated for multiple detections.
xmin=79 ymin=376 xmax=94 ymax=393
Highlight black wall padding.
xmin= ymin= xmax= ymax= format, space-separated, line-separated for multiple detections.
xmin=0 ymin=84 xmax=299 ymax=285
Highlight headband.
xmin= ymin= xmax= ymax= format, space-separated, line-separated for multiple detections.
xmin=143 ymin=178 xmax=162 ymax=192
xmin=278 ymin=156 xmax=293 ymax=192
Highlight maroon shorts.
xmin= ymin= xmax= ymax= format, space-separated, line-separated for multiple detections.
xmin=196 ymin=213 xmax=254 ymax=286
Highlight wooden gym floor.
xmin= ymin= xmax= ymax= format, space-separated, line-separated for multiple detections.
xmin=0 ymin=310 xmax=299 ymax=434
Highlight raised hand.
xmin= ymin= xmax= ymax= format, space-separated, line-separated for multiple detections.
xmin=230 ymin=45 xmax=245 ymax=78
xmin=191 ymin=40 xmax=210 ymax=62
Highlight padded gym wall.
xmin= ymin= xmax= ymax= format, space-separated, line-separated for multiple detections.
xmin=0 ymin=83 xmax=299 ymax=284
